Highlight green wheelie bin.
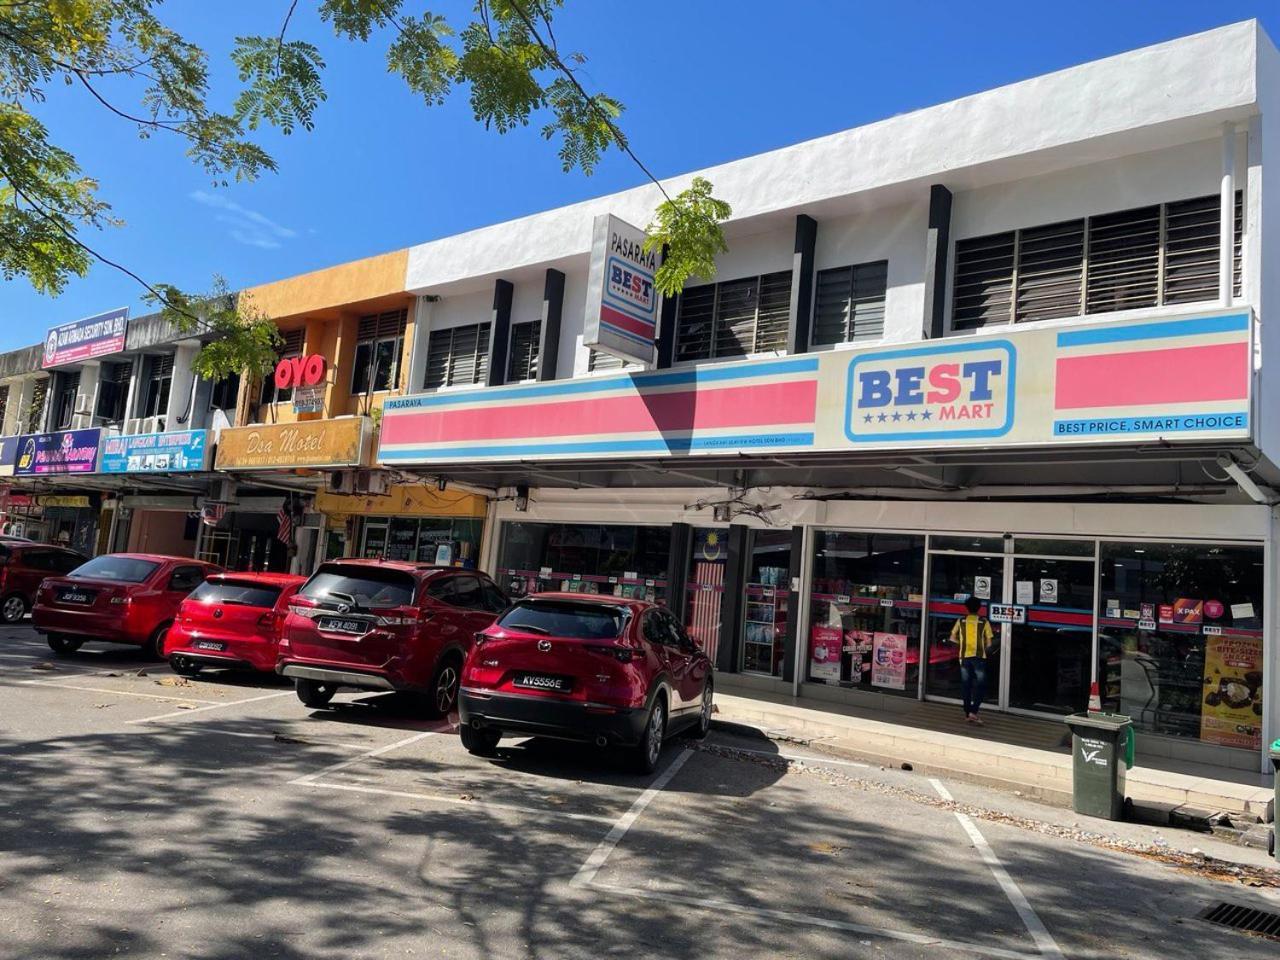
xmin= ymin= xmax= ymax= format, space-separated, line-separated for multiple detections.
xmin=1270 ymin=738 xmax=1279 ymax=859
xmin=1064 ymin=712 xmax=1134 ymax=820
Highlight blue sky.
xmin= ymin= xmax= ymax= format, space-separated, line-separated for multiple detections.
xmin=2 ymin=1 xmax=1276 ymax=351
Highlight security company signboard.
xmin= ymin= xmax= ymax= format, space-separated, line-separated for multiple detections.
xmin=43 ymin=308 xmax=129 ymax=368
xmin=582 ymin=213 xmax=660 ymax=367
xmin=0 ymin=436 xmax=17 ymax=477
xmin=100 ymin=430 xmax=209 ymax=474
xmin=377 ymin=309 xmax=1252 ymax=465
xmin=215 ymin=417 xmax=368 ymax=471
xmin=15 ymin=429 xmax=102 ymax=475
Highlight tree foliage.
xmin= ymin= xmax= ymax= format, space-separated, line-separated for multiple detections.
xmin=0 ymin=2 xmax=731 ymax=382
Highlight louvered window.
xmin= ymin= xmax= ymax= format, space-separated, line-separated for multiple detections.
xmin=141 ymin=356 xmax=173 ymax=419
xmin=588 ymin=349 xmax=627 ymax=372
xmin=423 ymin=323 xmax=490 ymax=389
xmin=675 ymin=270 xmax=792 ymax=362
xmin=507 ymin=321 xmax=540 ymax=382
xmin=812 ymin=261 xmax=888 ymax=345
xmin=953 ymin=192 xmax=1244 ymax=331
xmin=352 ymin=308 xmax=407 ymax=395
xmin=0 ymin=384 xmax=8 ymax=431
xmin=94 ymin=361 xmax=132 ymax=423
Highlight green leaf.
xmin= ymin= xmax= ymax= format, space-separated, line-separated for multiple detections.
xmin=644 ymin=177 xmax=732 ymax=296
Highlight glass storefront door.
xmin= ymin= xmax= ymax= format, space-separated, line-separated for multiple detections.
xmin=924 ymin=546 xmax=1004 ymax=705
xmin=1007 ymin=555 xmax=1095 ymax=714
xmin=740 ymin=530 xmax=792 ymax=676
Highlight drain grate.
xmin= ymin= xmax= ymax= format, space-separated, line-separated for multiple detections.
xmin=1200 ymin=902 xmax=1280 ymax=940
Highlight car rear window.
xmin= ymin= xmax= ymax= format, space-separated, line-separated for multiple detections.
xmin=189 ymin=580 xmax=283 ymax=608
xmin=496 ymin=600 xmax=628 ymax=640
xmin=68 ymin=555 xmax=159 ymax=583
xmin=300 ymin=566 xmax=416 ymax=609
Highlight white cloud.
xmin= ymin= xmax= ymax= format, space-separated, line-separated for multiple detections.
xmin=190 ymin=190 xmax=298 ymax=250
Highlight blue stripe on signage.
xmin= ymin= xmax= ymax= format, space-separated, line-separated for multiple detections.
xmin=380 ymin=431 xmax=816 ymax=460
xmin=382 ymin=356 xmax=821 ymax=411
xmin=1055 ymin=313 xmax=1249 ymax=348
xmin=1052 ymin=411 xmax=1248 ymax=436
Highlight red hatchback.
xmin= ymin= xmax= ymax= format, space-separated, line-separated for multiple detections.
xmin=278 ymin=560 xmax=509 ymax=714
xmin=459 ymin=594 xmax=714 ymax=773
xmin=0 ymin=542 xmax=86 ymax=623
xmin=165 ymin=572 xmax=306 ymax=675
xmin=33 ymin=554 xmax=223 ymax=657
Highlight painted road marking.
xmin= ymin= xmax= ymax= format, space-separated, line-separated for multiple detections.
xmin=930 ymin=779 xmax=1065 ymax=959
xmin=722 ymin=744 xmax=871 ymax=769
xmin=289 ymin=729 xmax=444 ymax=785
xmin=126 ymin=690 xmax=297 ymax=724
xmin=16 ymin=681 xmax=224 ymax=704
xmin=296 ymin=779 xmax=616 ymax=824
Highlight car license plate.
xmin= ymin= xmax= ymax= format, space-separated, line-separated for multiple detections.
xmin=57 ymin=589 xmax=94 ymax=605
xmin=194 ymin=640 xmax=225 ymax=652
xmin=514 ymin=672 xmax=571 ymax=693
xmin=317 ymin=616 xmax=368 ymax=635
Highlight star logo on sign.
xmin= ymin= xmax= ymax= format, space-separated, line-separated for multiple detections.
xmin=877 ymin=413 xmax=888 ymax=423
xmin=921 ymin=411 xmax=933 ymax=420
xmin=863 ymin=414 xmax=873 ymax=424
xmin=891 ymin=412 xmax=902 ymax=422
xmin=906 ymin=411 xmax=917 ymax=421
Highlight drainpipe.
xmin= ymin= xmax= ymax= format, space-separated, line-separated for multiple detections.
xmin=1220 ymin=122 xmax=1236 ymax=307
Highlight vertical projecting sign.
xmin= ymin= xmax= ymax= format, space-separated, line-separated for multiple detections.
xmin=582 ymin=213 xmax=660 ymax=367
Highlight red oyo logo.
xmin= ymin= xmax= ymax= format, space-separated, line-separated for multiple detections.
xmin=274 ymin=354 xmax=327 ymax=390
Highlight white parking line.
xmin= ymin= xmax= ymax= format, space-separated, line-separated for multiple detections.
xmin=723 ymin=744 xmax=870 ymax=769
xmin=570 ymin=747 xmax=693 ymax=888
xmin=296 ymin=779 xmax=616 ymax=824
xmin=15 ymin=681 xmax=224 ymax=704
xmin=930 ymin=779 xmax=1065 ymax=959
xmin=289 ymin=729 xmax=443 ymax=785
xmin=126 ymin=691 xmax=296 ymax=724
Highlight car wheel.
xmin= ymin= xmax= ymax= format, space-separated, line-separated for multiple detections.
xmin=0 ymin=592 xmax=27 ymax=624
xmin=295 ymin=678 xmax=337 ymax=708
xmin=460 ymin=724 xmax=500 ymax=757
xmin=686 ymin=678 xmax=713 ymax=740
xmin=170 ymin=655 xmax=202 ymax=678
xmin=47 ymin=634 xmax=82 ymax=656
xmin=630 ymin=695 xmax=666 ymax=775
xmin=428 ymin=654 xmax=463 ymax=717
xmin=145 ymin=624 xmax=171 ymax=661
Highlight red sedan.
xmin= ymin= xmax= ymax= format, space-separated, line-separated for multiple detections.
xmin=165 ymin=572 xmax=305 ymax=675
xmin=459 ymin=593 xmax=713 ymax=773
xmin=33 ymin=554 xmax=223 ymax=658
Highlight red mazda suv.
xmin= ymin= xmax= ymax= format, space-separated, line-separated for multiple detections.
xmin=278 ymin=560 xmax=509 ymax=714
xmin=165 ymin=572 xmax=306 ymax=675
xmin=33 ymin=554 xmax=223 ymax=657
xmin=458 ymin=594 xmax=714 ymax=773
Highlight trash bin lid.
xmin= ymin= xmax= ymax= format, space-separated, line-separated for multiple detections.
xmin=1271 ymin=737 xmax=1280 ymax=754
xmin=1065 ymin=711 xmax=1133 ymax=731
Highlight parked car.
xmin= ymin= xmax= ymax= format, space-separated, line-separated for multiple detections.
xmin=0 ymin=542 xmax=86 ymax=623
xmin=278 ymin=560 xmax=509 ymax=714
xmin=458 ymin=594 xmax=714 ymax=773
xmin=33 ymin=554 xmax=223 ymax=657
xmin=165 ymin=572 xmax=306 ymax=676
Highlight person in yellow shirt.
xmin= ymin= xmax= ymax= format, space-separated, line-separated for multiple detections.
xmin=949 ymin=595 xmax=995 ymax=725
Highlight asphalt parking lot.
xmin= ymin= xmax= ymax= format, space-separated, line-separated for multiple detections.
xmin=2 ymin=622 xmax=1279 ymax=960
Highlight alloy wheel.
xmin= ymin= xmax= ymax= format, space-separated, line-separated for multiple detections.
xmin=2 ymin=595 xmax=24 ymax=623
xmin=435 ymin=664 xmax=459 ymax=713
xmin=700 ymin=683 xmax=713 ymax=733
xmin=646 ymin=701 xmax=665 ymax=767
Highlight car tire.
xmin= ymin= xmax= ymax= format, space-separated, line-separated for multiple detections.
xmin=0 ymin=592 xmax=27 ymax=624
xmin=685 ymin=678 xmax=713 ymax=740
xmin=170 ymin=655 xmax=202 ymax=678
xmin=47 ymin=634 xmax=82 ymax=656
xmin=145 ymin=623 xmax=171 ymax=661
xmin=630 ymin=695 xmax=666 ymax=775
xmin=428 ymin=653 xmax=463 ymax=717
xmin=460 ymin=724 xmax=500 ymax=757
xmin=296 ymin=678 xmax=337 ymax=708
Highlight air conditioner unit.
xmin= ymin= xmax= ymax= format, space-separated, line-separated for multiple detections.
xmin=327 ymin=470 xmax=354 ymax=495
xmin=354 ymin=470 xmax=389 ymax=496
xmin=131 ymin=415 xmax=165 ymax=435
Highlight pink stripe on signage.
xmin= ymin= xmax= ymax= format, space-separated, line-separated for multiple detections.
xmin=381 ymin=380 xmax=817 ymax=445
xmin=1054 ymin=342 xmax=1248 ymax=410
xmin=600 ymin=303 xmax=654 ymax=339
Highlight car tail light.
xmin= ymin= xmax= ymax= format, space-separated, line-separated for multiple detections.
xmin=586 ymin=645 xmax=634 ymax=663
xmin=257 ymin=610 xmax=279 ymax=631
xmin=110 ymin=596 xmax=130 ymax=605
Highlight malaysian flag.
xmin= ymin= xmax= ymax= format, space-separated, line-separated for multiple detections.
xmin=276 ymin=498 xmax=293 ymax=544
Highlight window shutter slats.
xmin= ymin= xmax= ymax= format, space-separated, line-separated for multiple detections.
xmin=1014 ymin=219 xmax=1084 ymax=323
xmin=714 ymin=278 xmax=758 ymax=358
xmin=1084 ymin=205 xmax=1160 ymax=314
xmin=674 ymin=270 xmax=794 ymax=361
xmin=812 ymin=261 xmax=887 ymax=345
xmin=675 ymin=285 xmax=716 ymax=362
xmin=754 ymin=271 xmax=793 ymax=352
xmin=812 ymin=268 xmax=851 ymax=346
xmin=507 ymin=321 xmax=540 ymax=382
xmin=280 ymin=329 xmax=304 ymax=355
xmin=953 ymin=231 xmax=1015 ymax=329
xmin=588 ymin=349 xmax=625 ymax=371
xmin=1233 ymin=189 xmax=1244 ymax=299
xmin=1163 ymin=195 xmax=1220 ymax=305
xmin=423 ymin=323 xmax=491 ymax=389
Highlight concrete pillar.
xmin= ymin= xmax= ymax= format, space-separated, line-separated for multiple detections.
xmin=785 ymin=215 xmax=818 ymax=355
xmin=72 ymin=361 xmax=101 ymax=430
xmin=1221 ymin=122 xmax=1236 ymax=307
xmin=537 ymin=269 xmax=565 ymax=381
xmin=923 ymin=184 xmax=954 ymax=338
xmin=407 ymin=297 xmax=434 ymax=393
xmin=165 ymin=342 xmax=201 ymax=430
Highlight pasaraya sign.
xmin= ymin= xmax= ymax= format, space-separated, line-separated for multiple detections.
xmin=15 ymin=429 xmax=102 ymax=475
xmin=377 ymin=309 xmax=1252 ymax=464
xmin=100 ymin=430 xmax=208 ymax=474
xmin=43 ymin=307 xmax=128 ymax=368
xmin=582 ymin=213 xmax=660 ymax=367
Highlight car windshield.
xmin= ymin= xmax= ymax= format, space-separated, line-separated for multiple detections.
xmin=497 ymin=600 xmax=628 ymax=640
xmin=68 ymin=556 xmax=159 ymax=583
xmin=189 ymin=580 xmax=283 ymax=608
xmin=300 ymin=567 xmax=415 ymax=609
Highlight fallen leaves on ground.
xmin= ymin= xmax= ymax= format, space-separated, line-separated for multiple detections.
xmin=30 ymin=662 xmax=55 ymax=671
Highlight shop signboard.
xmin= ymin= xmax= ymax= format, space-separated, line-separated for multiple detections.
xmin=0 ymin=436 xmax=18 ymax=477
xmin=379 ymin=309 xmax=1253 ymax=465
xmin=582 ymin=213 xmax=660 ymax=367
xmin=100 ymin=430 xmax=208 ymax=474
xmin=1199 ymin=632 xmax=1264 ymax=750
xmin=14 ymin=428 xmax=101 ymax=475
xmin=870 ymin=632 xmax=908 ymax=690
xmin=42 ymin=307 xmax=128 ymax=368
xmin=214 ymin=417 xmax=367 ymax=470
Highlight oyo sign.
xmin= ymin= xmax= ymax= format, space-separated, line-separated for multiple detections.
xmin=274 ymin=354 xmax=327 ymax=390
xmin=844 ymin=341 xmax=1016 ymax=442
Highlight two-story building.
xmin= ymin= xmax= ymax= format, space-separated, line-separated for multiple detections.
xmin=371 ymin=21 xmax=1280 ymax=773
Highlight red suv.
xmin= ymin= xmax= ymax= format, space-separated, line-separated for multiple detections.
xmin=278 ymin=560 xmax=509 ymax=714
xmin=0 ymin=542 xmax=86 ymax=623
xmin=165 ymin=572 xmax=306 ymax=676
xmin=459 ymin=594 xmax=714 ymax=773
xmin=33 ymin=554 xmax=223 ymax=657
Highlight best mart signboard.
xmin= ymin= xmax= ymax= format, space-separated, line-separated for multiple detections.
xmin=378 ymin=309 xmax=1252 ymax=465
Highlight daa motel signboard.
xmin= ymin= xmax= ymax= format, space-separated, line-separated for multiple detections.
xmin=378 ymin=309 xmax=1253 ymax=465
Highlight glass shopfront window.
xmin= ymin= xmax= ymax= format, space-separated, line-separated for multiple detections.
xmin=741 ymin=529 xmax=791 ymax=676
xmin=357 ymin=516 xmax=483 ymax=566
xmin=683 ymin=527 xmax=727 ymax=662
xmin=498 ymin=521 xmax=671 ymax=603
xmin=1099 ymin=541 xmax=1265 ymax=750
xmin=809 ymin=531 xmax=925 ymax=696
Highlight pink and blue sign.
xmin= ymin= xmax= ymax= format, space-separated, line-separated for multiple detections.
xmin=42 ymin=307 xmax=128 ymax=368
xmin=582 ymin=214 xmax=660 ymax=367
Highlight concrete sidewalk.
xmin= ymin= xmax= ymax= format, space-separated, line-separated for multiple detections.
xmin=712 ymin=692 xmax=1275 ymax=826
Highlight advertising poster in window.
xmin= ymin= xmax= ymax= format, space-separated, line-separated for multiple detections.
xmin=1199 ymin=633 xmax=1264 ymax=750
xmin=809 ymin=625 xmax=843 ymax=682
xmin=871 ymin=632 xmax=908 ymax=690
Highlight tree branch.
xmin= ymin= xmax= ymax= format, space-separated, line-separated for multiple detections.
xmin=277 ymin=0 xmax=300 ymax=74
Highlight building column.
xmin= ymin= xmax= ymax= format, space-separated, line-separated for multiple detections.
xmin=537 ymin=269 xmax=565 ymax=381
xmin=665 ymin=522 xmax=691 ymax=626
xmin=923 ymin=184 xmax=954 ymax=338
xmin=785 ymin=216 xmax=818 ymax=355
xmin=1221 ymin=123 xmax=1237 ymax=307
xmin=654 ymin=244 xmax=679 ymax=368
xmin=407 ymin=296 xmax=435 ymax=394
xmin=2 ymin=379 xmax=26 ymax=436
xmin=780 ymin=525 xmax=804 ymax=684
xmin=715 ymin=524 xmax=751 ymax=673
xmin=165 ymin=342 xmax=201 ymax=430
xmin=72 ymin=361 xmax=101 ymax=429
xmin=485 ymin=279 xmax=514 ymax=387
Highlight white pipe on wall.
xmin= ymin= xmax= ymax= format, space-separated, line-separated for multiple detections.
xmin=1221 ymin=122 xmax=1236 ymax=308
